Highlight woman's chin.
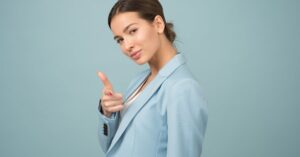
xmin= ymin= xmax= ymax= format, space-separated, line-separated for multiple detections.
xmin=130 ymin=56 xmax=147 ymax=65
xmin=135 ymin=60 xmax=147 ymax=65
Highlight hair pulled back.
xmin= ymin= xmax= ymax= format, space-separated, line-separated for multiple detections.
xmin=108 ymin=0 xmax=176 ymax=43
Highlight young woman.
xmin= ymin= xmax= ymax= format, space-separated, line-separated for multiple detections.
xmin=97 ymin=0 xmax=208 ymax=156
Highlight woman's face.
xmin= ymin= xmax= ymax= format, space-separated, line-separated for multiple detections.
xmin=110 ymin=12 xmax=162 ymax=65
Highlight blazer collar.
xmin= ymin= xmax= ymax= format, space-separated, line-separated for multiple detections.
xmin=158 ymin=53 xmax=186 ymax=77
xmin=107 ymin=53 xmax=186 ymax=153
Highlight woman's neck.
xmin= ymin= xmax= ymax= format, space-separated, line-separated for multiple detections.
xmin=147 ymin=42 xmax=177 ymax=77
xmin=140 ymin=44 xmax=176 ymax=92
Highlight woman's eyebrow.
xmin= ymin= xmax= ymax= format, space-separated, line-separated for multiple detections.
xmin=113 ymin=23 xmax=137 ymax=40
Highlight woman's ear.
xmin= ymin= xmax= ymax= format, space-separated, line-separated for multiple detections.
xmin=153 ymin=15 xmax=165 ymax=34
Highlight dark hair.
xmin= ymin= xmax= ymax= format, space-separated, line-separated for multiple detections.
xmin=108 ymin=0 xmax=176 ymax=43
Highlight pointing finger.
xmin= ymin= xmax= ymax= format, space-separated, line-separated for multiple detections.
xmin=97 ymin=71 xmax=113 ymax=90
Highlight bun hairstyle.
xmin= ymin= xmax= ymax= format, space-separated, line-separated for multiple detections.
xmin=108 ymin=0 xmax=176 ymax=43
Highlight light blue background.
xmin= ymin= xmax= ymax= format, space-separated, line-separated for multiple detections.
xmin=0 ymin=0 xmax=299 ymax=157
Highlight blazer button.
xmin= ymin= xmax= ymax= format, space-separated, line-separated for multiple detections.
xmin=103 ymin=124 xmax=108 ymax=136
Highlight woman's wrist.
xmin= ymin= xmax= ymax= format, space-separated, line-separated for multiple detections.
xmin=99 ymin=99 xmax=112 ymax=117
xmin=103 ymin=110 xmax=112 ymax=118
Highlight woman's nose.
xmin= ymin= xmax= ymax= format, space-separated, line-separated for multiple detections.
xmin=124 ymin=38 xmax=134 ymax=52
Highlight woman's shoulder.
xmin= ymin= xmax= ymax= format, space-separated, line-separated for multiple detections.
xmin=162 ymin=64 xmax=204 ymax=92
xmin=166 ymin=64 xmax=198 ymax=83
xmin=160 ymin=65 xmax=207 ymax=109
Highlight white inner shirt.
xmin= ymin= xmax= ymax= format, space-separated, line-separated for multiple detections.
xmin=120 ymin=78 xmax=146 ymax=119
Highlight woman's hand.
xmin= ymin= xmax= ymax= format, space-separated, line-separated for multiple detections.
xmin=97 ymin=72 xmax=124 ymax=118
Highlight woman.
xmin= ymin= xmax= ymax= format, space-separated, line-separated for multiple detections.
xmin=97 ymin=0 xmax=208 ymax=156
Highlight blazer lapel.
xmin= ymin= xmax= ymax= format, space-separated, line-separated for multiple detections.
xmin=123 ymin=70 xmax=151 ymax=102
xmin=107 ymin=53 xmax=186 ymax=153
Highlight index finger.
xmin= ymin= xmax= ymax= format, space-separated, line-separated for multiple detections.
xmin=97 ymin=71 xmax=113 ymax=90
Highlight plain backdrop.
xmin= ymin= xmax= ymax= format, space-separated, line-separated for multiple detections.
xmin=0 ymin=0 xmax=299 ymax=157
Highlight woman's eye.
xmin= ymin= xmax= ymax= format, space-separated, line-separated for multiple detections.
xmin=129 ymin=29 xmax=137 ymax=34
xmin=116 ymin=38 xmax=124 ymax=44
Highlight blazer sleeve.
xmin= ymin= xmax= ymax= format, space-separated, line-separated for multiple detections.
xmin=166 ymin=79 xmax=208 ymax=157
xmin=97 ymin=101 xmax=120 ymax=153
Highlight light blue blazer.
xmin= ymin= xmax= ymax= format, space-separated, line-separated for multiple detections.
xmin=98 ymin=53 xmax=208 ymax=157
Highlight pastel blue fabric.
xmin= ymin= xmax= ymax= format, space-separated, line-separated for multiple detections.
xmin=98 ymin=53 xmax=208 ymax=157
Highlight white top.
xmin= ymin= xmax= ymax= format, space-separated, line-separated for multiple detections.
xmin=120 ymin=74 xmax=149 ymax=118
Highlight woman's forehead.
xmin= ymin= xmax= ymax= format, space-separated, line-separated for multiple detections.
xmin=110 ymin=12 xmax=143 ymax=31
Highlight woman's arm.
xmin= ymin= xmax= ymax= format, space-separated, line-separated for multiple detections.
xmin=166 ymin=79 xmax=208 ymax=157
xmin=97 ymin=100 xmax=120 ymax=153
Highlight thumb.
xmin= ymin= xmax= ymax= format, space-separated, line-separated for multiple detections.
xmin=97 ymin=71 xmax=113 ymax=90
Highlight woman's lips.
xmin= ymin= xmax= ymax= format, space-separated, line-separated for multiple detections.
xmin=130 ymin=50 xmax=141 ymax=60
